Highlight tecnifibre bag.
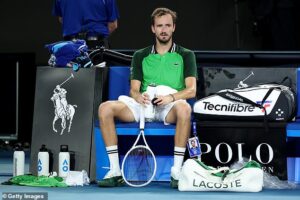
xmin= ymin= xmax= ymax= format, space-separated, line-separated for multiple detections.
xmin=193 ymin=84 xmax=296 ymax=121
xmin=178 ymin=159 xmax=263 ymax=192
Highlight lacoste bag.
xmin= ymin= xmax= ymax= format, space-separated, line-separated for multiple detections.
xmin=193 ymin=84 xmax=296 ymax=121
xmin=178 ymin=159 xmax=263 ymax=192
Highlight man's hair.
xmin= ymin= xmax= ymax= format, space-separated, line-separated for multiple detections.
xmin=151 ymin=7 xmax=177 ymax=25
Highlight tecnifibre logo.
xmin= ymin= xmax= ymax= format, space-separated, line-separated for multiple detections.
xmin=203 ymin=102 xmax=255 ymax=112
xmin=256 ymin=100 xmax=272 ymax=113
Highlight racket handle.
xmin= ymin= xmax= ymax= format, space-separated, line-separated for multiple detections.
xmin=140 ymin=106 xmax=145 ymax=129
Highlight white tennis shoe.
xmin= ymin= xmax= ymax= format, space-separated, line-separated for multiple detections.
xmin=103 ymin=169 xmax=121 ymax=179
xmin=170 ymin=166 xmax=181 ymax=188
xmin=98 ymin=169 xmax=124 ymax=187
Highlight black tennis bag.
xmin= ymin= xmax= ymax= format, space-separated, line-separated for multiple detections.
xmin=193 ymin=84 xmax=296 ymax=121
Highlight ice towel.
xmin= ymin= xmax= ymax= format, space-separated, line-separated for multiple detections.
xmin=45 ymin=40 xmax=92 ymax=71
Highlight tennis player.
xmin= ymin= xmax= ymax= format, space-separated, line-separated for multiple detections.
xmin=98 ymin=7 xmax=197 ymax=188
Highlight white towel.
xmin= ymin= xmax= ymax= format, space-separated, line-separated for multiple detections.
xmin=65 ymin=170 xmax=90 ymax=186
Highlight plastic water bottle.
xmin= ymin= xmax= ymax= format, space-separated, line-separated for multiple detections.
xmin=37 ymin=144 xmax=49 ymax=176
xmin=13 ymin=145 xmax=25 ymax=176
xmin=144 ymin=84 xmax=156 ymax=121
xmin=58 ymin=145 xmax=70 ymax=178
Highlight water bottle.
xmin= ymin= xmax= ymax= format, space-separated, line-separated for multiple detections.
xmin=144 ymin=84 xmax=156 ymax=121
xmin=13 ymin=145 xmax=25 ymax=176
xmin=37 ymin=144 xmax=49 ymax=176
xmin=58 ymin=145 xmax=70 ymax=178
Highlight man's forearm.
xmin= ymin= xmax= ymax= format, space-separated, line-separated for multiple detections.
xmin=172 ymin=87 xmax=196 ymax=101
xmin=130 ymin=89 xmax=142 ymax=102
xmin=171 ymin=76 xmax=197 ymax=100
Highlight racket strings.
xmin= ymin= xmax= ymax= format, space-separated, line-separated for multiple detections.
xmin=122 ymin=147 xmax=155 ymax=185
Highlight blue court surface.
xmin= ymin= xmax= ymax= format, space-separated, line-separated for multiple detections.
xmin=1 ymin=151 xmax=300 ymax=200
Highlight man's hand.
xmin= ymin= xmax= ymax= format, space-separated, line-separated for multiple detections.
xmin=152 ymin=95 xmax=174 ymax=106
xmin=108 ymin=20 xmax=118 ymax=33
xmin=139 ymin=93 xmax=151 ymax=105
xmin=135 ymin=93 xmax=151 ymax=105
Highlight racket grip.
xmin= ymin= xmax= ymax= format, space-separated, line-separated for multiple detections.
xmin=140 ymin=106 xmax=145 ymax=129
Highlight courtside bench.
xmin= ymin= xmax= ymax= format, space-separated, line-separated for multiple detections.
xmin=94 ymin=66 xmax=300 ymax=183
xmin=286 ymin=122 xmax=300 ymax=183
xmin=285 ymin=68 xmax=300 ymax=183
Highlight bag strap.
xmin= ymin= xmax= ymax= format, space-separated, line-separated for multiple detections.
xmin=194 ymin=160 xmax=232 ymax=181
xmin=217 ymin=87 xmax=277 ymax=133
xmin=217 ymin=88 xmax=275 ymax=111
xmin=210 ymin=167 xmax=230 ymax=181
xmin=210 ymin=167 xmax=230 ymax=174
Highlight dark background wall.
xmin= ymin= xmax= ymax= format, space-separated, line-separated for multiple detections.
xmin=1 ymin=0 xmax=299 ymax=65
xmin=0 ymin=0 xmax=300 ymax=144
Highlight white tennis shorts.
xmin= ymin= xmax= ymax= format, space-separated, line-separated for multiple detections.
xmin=118 ymin=95 xmax=186 ymax=125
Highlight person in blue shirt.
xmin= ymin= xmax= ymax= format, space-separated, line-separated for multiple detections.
xmin=82 ymin=0 xmax=119 ymax=40
xmin=52 ymin=0 xmax=120 ymax=48
xmin=52 ymin=0 xmax=83 ymax=40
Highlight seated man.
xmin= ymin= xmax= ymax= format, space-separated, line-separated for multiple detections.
xmin=97 ymin=7 xmax=197 ymax=188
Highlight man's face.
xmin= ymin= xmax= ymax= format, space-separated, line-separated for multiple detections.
xmin=151 ymin=14 xmax=175 ymax=44
xmin=191 ymin=140 xmax=196 ymax=147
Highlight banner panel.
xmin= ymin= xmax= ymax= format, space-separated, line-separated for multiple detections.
xmin=196 ymin=121 xmax=287 ymax=180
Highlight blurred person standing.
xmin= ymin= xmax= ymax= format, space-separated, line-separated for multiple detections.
xmin=52 ymin=0 xmax=120 ymax=49
xmin=52 ymin=0 xmax=83 ymax=41
xmin=82 ymin=0 xmax=120 ymax=49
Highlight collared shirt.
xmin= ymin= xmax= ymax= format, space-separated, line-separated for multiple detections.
xmin=130 ymin=43 xmax=198 ymax=93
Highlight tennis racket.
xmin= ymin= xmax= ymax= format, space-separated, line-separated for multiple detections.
xmin=121 ymin=106 xmax=157 ymax=187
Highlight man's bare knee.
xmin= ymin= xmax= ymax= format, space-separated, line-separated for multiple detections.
xmin=99 ymin=101 xmax=135 ymax=122
xmin=175 ymin=102 xmax=192 ymax=119
xmin=98 ymin=101 xmax=115 ymax=120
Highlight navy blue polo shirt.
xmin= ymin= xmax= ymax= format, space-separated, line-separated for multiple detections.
xmin=52 ymin=0 xmax=83 ymax=38
xmin=82 ymin=0 xmax=120 ymax=37
xmin=53 ymin=0 xmax=119 ymax=38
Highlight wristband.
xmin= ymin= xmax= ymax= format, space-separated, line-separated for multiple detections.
xmin=169 ymin=94 xmax=175 ymax=102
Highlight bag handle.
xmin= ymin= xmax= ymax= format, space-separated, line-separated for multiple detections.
xmin=217 ymin=89 xmax=275 ymax=110
xmin=194 ymin=160 xmax=231 ymax=181
xmin=217 ymin=87 xmax=277 ymax=133
xmin=210 ymin=167 xmax=230 ymax=174
xmin=210 ymin=167 xmax=230 ymax=181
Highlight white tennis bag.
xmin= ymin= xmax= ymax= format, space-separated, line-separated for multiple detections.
xmin=178 ymin=159 xmax=263 ymax=192
xmin=193 ymin=84 xmax=296 ymax=121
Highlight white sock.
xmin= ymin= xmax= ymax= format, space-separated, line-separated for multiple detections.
xmin=106 ymin=145 xmax=121 ymax=173
xmin=174 ymin=146 xmax=186 ymax=169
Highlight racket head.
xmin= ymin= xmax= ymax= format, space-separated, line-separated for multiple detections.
xmin=121 ymin=145 xmax=157 ymax=187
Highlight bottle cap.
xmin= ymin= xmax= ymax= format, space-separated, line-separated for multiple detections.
xmin=14 ymin=143 xmax=23 ymax=151
xmin=60 ymin=145 xmax=69 ymax=152
xmin=39 ymin=144 xmax=48 ymax=152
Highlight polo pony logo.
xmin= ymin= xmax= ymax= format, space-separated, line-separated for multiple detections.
xmin=50 ymin=73 xmax=77 ymax=135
